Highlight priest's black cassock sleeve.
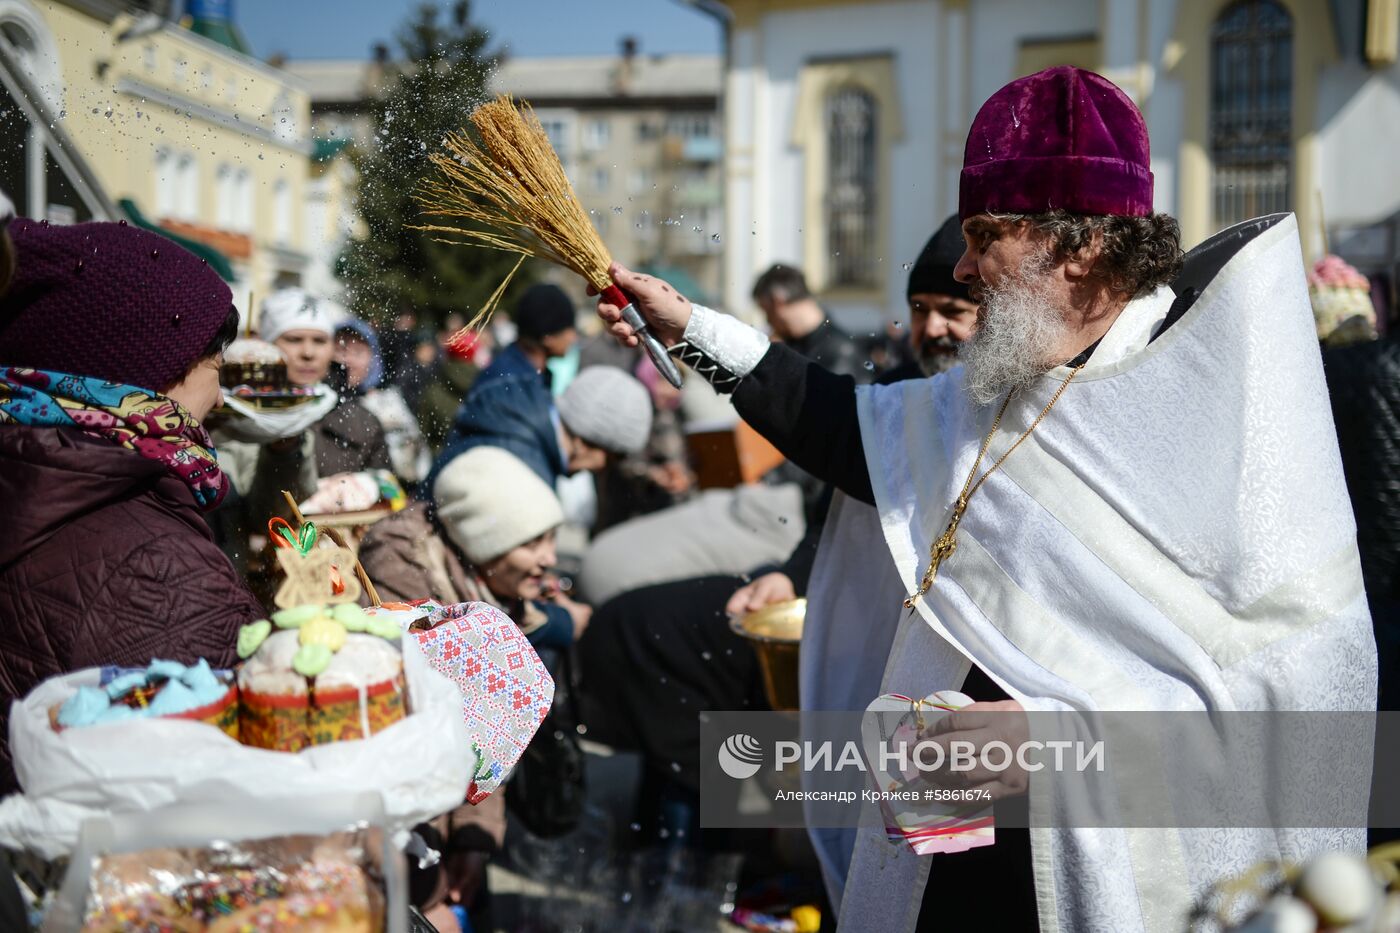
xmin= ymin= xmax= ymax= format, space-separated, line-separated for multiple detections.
xmin=730 ymin=343 xmax=876 ymax=506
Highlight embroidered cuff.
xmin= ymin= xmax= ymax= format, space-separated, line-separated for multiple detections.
xmin=669 ymin=304 xmax=770 ymax=393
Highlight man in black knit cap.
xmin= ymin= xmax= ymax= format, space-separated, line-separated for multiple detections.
xmin=901 ymin=215 xmax=979 ymax=379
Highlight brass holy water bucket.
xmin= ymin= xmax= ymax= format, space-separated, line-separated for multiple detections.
xmin=729 ymin=598 xmax=806 ymax=711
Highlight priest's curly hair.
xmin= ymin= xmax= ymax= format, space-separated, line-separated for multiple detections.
xmin=991 ymin=210 xmax=1184 ymax=299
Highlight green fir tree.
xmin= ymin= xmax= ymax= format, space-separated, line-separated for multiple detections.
xmin=340 ymin=1 xmax=536 ymax=328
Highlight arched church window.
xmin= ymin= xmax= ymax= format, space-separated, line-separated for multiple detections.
xmin=826 ymin=86 xmax=877 ymax=288
xmin=1210 ymin=0 xmax=1293 ymax=227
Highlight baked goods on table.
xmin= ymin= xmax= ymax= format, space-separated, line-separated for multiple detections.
xmin=299 ymin=470 xmax=407 ymax=517
xmin=221 ymin=337 xmax=287 ymax=389
xmin=1198 ymin=844 xmax=1400 ymax=931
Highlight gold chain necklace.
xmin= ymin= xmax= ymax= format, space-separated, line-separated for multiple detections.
xmin=904 ymin=360 xmax=1088 ymax=609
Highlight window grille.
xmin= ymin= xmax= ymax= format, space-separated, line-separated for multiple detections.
xmin=826 ymin=87 xmax=877 ymax=288
xmin=1210 ymin=0 xmax=1293 ymax=228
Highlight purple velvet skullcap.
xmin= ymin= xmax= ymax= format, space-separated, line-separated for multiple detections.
xmin=0 ymin=219 xmax=232 ymax=391
xmin=960 ymin=66 xmax=1153 ymax=220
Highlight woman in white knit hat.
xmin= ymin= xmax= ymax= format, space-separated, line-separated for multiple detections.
xmin=358 ymin=445 xmax=590 ymax=647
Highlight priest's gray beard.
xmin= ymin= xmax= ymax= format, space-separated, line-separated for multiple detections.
xmin=959 ymin=252 xmax=1072 ymax=405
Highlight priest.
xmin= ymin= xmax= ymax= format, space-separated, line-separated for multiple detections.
xmin=596 ymin=66 xmax=1376 ymax=932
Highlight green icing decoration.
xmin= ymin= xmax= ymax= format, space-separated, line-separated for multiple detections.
xmin=237 ymin=620 xmax=273 ymax=659
xmin=271 ymin=604 xmax=322 ymax=629
xmin=332 ymin=603 xmax=371 ymax=631
xmin=366 ymin=616 xmax=403 ymax=641
xmin=292 ymin=643 xmax=334 ymax=677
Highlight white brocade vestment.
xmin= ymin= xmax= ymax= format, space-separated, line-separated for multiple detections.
xmin=820 ymin=214 xmax=1376 ymax=933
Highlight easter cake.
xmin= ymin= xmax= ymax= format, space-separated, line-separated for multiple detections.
xmin=54 ymin=659 xmax=238 ymax=740
xmin=236 ymin=603 xmax=406 ymax=752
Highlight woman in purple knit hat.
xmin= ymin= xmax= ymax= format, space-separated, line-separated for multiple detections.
xmin=0 ymin=218 xmax=265 ymax=794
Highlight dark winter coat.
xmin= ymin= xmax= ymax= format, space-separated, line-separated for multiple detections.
xmin=784 ymin=318 xmax=871 ymax=383
xmin=1325 ymin=334 xmax=1400 ymax=605
xmin=431 ymin=366 xmax=565 ymax=491
xmin=314 ymin=396 xmax=393 ymax=477
xmin=468 ymin=343 xmax=551 ymax=396
xmin=0 ymin=426 xmax=264 ymax=793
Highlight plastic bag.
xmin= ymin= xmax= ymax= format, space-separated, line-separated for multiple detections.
xmin=0 ymin=637 xmax=472 ymax=861
xmin=43 ymin=791 xmax=407 ymax=932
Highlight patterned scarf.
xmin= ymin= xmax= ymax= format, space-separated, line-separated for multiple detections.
xmin=0 ymin=367 xmax=228 ymax=509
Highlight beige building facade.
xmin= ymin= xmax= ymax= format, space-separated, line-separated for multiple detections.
xmin=287 ymin=47 xmax=725 ymax=305
xmin=0 ymin=0 xmax=314 ymax=312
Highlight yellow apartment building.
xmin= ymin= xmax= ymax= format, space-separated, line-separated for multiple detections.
xmin=0 ymin=0 xmax=317 ymax=310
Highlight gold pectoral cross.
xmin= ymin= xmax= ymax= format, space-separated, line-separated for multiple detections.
xmin=904 ymin=495 xmax=968 ymax=609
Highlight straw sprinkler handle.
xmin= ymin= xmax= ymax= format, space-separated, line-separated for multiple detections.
xmin=601 ymin=283 xmax=684 ymax=389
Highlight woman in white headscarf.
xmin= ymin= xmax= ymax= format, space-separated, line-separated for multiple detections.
xmin=258 ymin=288 xmax=391 ymax=476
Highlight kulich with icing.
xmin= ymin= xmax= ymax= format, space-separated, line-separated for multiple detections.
xmin=55 ymin=659 xmax=238 ymax=740
xmin=221 ymin=337 xmax=290 ymax=393
xmin=236 ymin=603 xmax=406 ymax=752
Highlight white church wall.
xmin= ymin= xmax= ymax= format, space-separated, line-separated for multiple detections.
xmin=964 ymin=0 xmax=1099 ymax=106
xmin=728 ymin=0 xmax=941 ymax=330
xmin=1315 ymin=57 xmax=1400 ymax=231
xmin=1141 ymin=0 xmax=1185 ymax=218
xmin=724 ymin=26 xmax=761 ymax=320
xmin=721 ymin=0 xmax=1400 ymax=318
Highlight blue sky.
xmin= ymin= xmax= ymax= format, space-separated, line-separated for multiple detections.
xmin=236 ymin=0 xmax=723 ymax=61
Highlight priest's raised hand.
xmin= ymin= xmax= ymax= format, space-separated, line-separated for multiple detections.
xmin=592 ymin=261 xmax=692 ymax=348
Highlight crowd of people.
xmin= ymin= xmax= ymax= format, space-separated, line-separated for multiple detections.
xmin=0 ymin=187 xmax=954 ymax=930
xmin=0 ymin=63 xmax=1396 ymax=933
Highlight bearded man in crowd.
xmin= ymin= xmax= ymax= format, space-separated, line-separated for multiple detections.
xmin=596 ymin=66 xmax=1375 ymax=932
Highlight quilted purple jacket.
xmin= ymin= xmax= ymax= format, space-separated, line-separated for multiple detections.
xmin=0 ymin=426 xmax=263 ymax=793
